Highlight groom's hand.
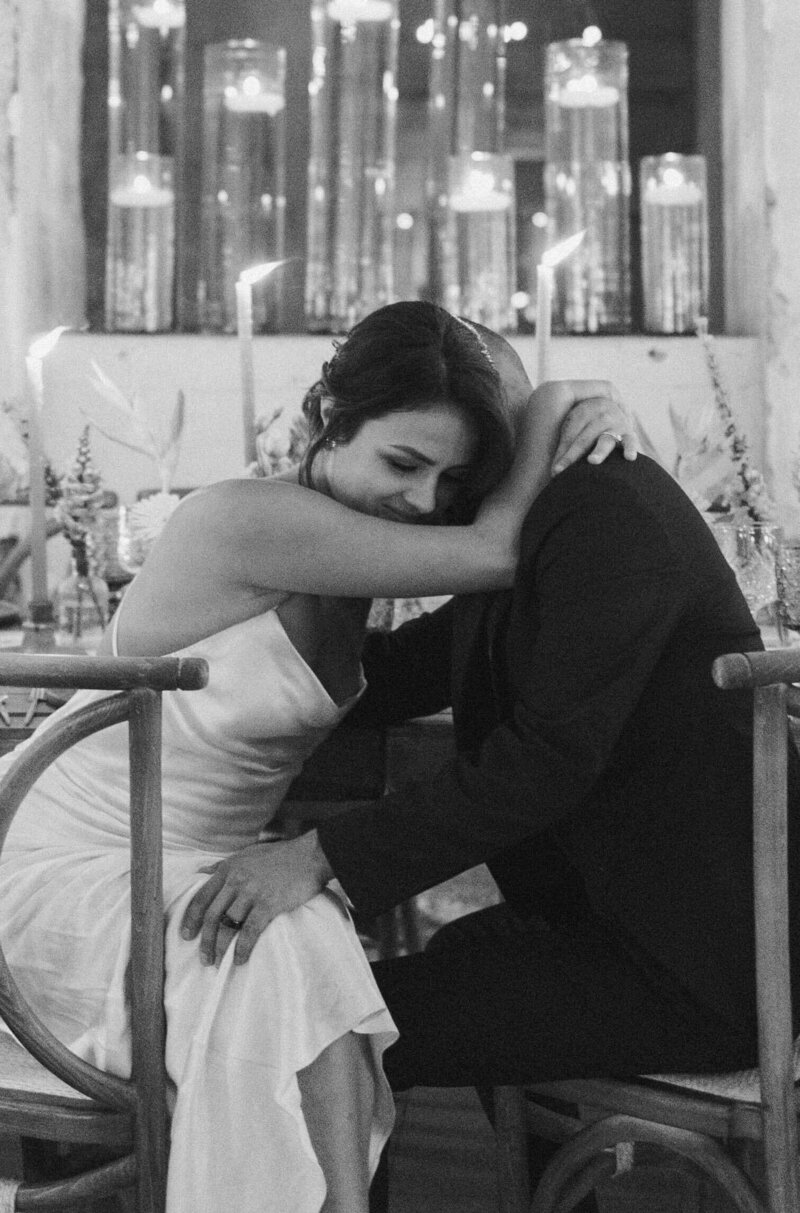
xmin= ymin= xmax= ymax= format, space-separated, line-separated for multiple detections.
xmin=181 ymin=829 xmax=334 ymax=966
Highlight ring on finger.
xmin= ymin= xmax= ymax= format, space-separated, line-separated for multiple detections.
xmin=220 ymin=913 xmax=244 ymax=930
xmin=599 ymin=430 xmax=624 ymax=446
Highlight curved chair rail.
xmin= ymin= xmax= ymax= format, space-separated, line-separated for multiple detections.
xmin=713 ymin=648 xmax=800 ymax=690
xmin=0 ymin=653 xmax=208 ymax=692
xmin=0 ymin=656 xmax=208 ymax=1111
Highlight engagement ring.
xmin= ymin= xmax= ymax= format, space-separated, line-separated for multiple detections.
xmin=600 ymin=430 xmax=624 ymax=446
xmin=221 ymin=913 xmax=243 ymax=930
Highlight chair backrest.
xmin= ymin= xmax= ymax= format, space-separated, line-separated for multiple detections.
xmin=0 ymin=651 xmax=208 ymax=1210
xmin=713 ymin=648 xmax=800 ymax=1213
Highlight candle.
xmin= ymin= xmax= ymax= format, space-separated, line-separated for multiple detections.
xmin=24 ymin=327 xmax=68 ymax=621
xmin=535 ymin=231 xmax=585 ymax=385
xmin=236 ymin=262 xmax=286 ymax=468
xmin=326 ymin=0 xmax=394 ymax=23
xmin=640 ymin=156 xmax=708 ymax=334
xmin=131 ymin=0 xmax=185 ymax=31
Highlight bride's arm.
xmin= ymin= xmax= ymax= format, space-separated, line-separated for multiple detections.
xmin=153 ymin=379 xmax=627 ymax=602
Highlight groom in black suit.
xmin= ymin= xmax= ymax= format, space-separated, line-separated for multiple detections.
xmin=315 ymin=331 xmax=800 ymax=1100
xmin=184 ymin=325 xmax=800 ymax=1205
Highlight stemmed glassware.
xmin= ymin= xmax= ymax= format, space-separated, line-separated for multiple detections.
xmin=777 ymin=538 xmax=800 ymax=644
xmin=712 ymin=519 xmax=781 ymax=624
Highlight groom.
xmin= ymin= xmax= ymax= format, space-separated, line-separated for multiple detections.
xmin=312 ymin=328 xmax=799 ymax=1087
xmin=185 ymin=328 xmax=800 ymax=1198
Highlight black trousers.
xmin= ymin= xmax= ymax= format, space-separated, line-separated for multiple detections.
xmin=367 ymin=903 xmax=758 ymax=1210
xmin=372 ymin=903 xmax=757 ymax=1090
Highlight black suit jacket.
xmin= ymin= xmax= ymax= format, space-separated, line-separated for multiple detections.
xmin=319 ymin=455 xmax=800 ymax=1022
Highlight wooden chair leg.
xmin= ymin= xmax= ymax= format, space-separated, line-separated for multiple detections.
xmin=550 ymin=1154 xmax=616 ymax=1213
xmin=494 ymin=1086 xmax=529 ymax=1213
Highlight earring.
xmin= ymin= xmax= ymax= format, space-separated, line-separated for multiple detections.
xmin=324 ymin=437 xmax=337 ymax=450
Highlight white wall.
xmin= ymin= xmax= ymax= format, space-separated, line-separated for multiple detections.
xmin=39 ymin=332 xmax=762 ymax=504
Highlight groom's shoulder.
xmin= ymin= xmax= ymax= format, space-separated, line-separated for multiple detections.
xmin=520 ymin=454 xmax=692 ymax=553
xmin=536 ymin=452 xmax=677 ymax=512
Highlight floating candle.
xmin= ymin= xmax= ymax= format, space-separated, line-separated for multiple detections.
xmin=131 ymin=0 xmax=185 ymax=31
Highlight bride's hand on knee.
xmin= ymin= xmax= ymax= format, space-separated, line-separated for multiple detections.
xmin=181 ymin=831 xmax=334 ymax=966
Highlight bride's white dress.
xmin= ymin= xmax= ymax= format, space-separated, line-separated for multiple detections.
xmin=0 ymin=608 xmax=397 ymax=1212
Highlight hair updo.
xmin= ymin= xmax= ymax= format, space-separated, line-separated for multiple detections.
xmin=298 ymin=301 xmax=514 ymax=521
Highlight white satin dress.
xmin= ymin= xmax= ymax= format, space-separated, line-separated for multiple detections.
xmin=0 ymin=607 xmax=397 ymax=1212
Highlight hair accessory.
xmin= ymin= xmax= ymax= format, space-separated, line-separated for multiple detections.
xmin=455 ymin=316 xmax=496 ymax=368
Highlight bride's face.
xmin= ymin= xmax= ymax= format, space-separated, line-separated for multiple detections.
xmin=316 ymin=400 xmax=477 ymax=523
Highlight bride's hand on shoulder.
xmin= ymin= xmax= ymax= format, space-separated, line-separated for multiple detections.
xmin=541 ymin=379 xmax=638 ymax=474
xmin=475 ymin=379 xmax=638 ymax=534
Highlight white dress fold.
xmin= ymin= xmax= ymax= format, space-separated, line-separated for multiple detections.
xmin=0 ymin=609 xmax=397 ymax=1212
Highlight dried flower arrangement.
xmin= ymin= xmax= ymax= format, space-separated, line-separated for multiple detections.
xmin=693 ymin=320 xmax=775 ymax=523
xmin=0 ymin=399 xmax=61 ymax=507
xmin=55 ymin=426 xmax=109 ymax=638
xmin=83 ymin=362 xmax=186 ymax=561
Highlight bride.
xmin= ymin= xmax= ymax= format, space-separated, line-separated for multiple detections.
xmin=0 ymin=301 xmax=631 ymax=1213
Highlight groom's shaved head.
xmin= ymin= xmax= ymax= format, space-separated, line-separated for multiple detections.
xmin=467 ymin=320 xmax=534 ymax=412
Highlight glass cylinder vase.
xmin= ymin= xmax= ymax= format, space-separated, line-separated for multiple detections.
xmin=423 ymin=0 xmax=508 ymax=311
xmin=54 ymin=548 xmax=110 ymax=652
xmin=305 ymin=0 xmax=400 ymax=334
xmin=198 ymin=41 xmax=287 ymax=333
xmin=544 ymin=38 xmax=631 ymax=333
xmin=640 ymin=153 xmax=709 ymax=334
xmin=442 ymin=151 xmax=516 ymax=331
xmin=107 ymin=0 xmax=186 ymax=159
xmin=105 ymin=151 xmax=175 ymax=332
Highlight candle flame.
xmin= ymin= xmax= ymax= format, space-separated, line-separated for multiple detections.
xmin=238 ymin=260 xmax=288 ymax=287
xmin=541 ymin=231 xmax=586 ymax=269
xmin=27 ymin=326 xmax=69 ymax=361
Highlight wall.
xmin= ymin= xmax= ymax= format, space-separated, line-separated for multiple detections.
xmin=40 ymin=332 xmax=762 ymax=504
xmin=762 ymin=0 xmax=800 ymax=534
xmin=3 ymin=1 xmax=800 ymax=529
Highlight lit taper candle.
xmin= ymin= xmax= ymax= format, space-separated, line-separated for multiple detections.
xmin=236 ymin=261 xmax=286 ymax=468
xmin=24 ymin=327 xmax=69 ymax=622
xmin=536 ymin=231 xmax=586 ymax=385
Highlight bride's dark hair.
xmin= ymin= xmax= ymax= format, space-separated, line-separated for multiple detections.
xmin=298 ymin=301 xmax=514 ymax=521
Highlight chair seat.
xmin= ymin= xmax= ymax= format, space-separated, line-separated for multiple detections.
xmin=652 ymin=1035 xmax=800 ymax=1103
xmin=0 ymin=1031 xmax=91 ymax=1102
xmin=0 ymin=1031 xmax=133 ymax=1148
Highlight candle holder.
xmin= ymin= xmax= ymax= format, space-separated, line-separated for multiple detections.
xmin=544 ymin=37 xmax=631 ymax=333
xmin=640 ymin=153 xmax=709 ymax=334
xmin=107 ymin=0 xmax=186 ymax=159
xmin=198 ymin=41 xmax=287 ymax=333
xmin=305 ymin=0 xmax=399 ymax=334
xmin=442 ymin=151 xmax=517 ymax=332
xmin=423 ymin=0 xmax=508 ymax=310
xmin=105 ymin=151 xmax=175 ymax=332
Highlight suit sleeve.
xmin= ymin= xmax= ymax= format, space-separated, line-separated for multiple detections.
xmin=344 ymin=598 xmax=456 ymax=727
xmin=318 ymin=469 xmax=695 ymax=917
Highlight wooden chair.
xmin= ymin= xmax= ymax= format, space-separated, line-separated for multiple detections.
xmin=0 ymin=651 xmax=208 ymax=1212
xmin=493 ymin=647 xmax=800 ymax=1213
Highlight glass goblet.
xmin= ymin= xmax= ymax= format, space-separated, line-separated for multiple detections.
xmin=777 ymin=539 xmax=800 ymax=644
xmin=712 ymin=519 xmax=781 ymax=623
